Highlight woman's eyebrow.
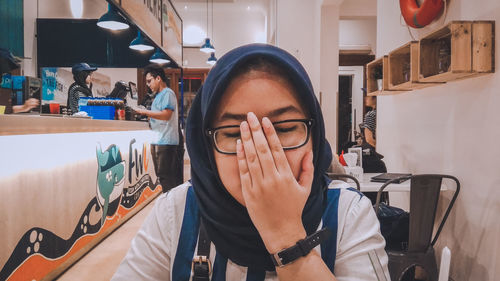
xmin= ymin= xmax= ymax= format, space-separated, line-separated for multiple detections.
xmin=218 ymin=105 xmax=303 ymax=122
xmin=267 ymin=105 xmax=303 ymax=118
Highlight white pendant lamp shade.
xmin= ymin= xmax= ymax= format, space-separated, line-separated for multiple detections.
xmin=200 ymin=38 xmax=215 ymax=54
xmin=149 ymin=49 xmax=170 ymax=64
xmin=207 ymin=52 xmax=217 ymax=66
xmin=129 ymin=31 xmax=154 ymax=51
xmin=97 ymin=3 xmax=129 ymax=30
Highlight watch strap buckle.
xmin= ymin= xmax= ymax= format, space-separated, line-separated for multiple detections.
xmin=191 ymin=255 xmax=212 ymax=279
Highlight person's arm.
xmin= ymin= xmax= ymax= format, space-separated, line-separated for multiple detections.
xmin=13 ymin=98 xmax=39 ymax=113
xmin=364 ymin=127 xmax=376 ymax=147
xmin=135 ymin=108 xmax=173 ymax=121
xmin=135 ymin=89 xmax=175 ymax=121
xmin=111 ymin=194 xmax=172 ymax=281
xmin=334 ymin=193 xmax=389 ymax=280
xmin=236 ymin=112 xmax=336 ymax=280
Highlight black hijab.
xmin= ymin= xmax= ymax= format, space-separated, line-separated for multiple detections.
xmin=186 ymin=44 xmax=332 ymax=270
xmin=72 ymin=70 xmax=93 ymax=92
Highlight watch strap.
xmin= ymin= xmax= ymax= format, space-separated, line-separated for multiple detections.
xmin=270 ymin=228 xmax=331 ymax=267
xmin=192 ymin=220 xmax=212 ymax=281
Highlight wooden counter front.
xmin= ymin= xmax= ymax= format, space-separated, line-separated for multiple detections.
xmin=0 ymin=122 xmax=162 ymax=280
xmin=0 ymin=114 xmax=149 ymax=136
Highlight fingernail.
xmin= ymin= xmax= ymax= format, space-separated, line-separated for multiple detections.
xmin=240 ymin=121 xmax=249 ymax=132
xmin=247 ymin=112 xmax=258 ymax=126
xmin=236 ymin=139 xmax=242 ymax=153
xmin=262 ymin=117 xmax=272 ymax=129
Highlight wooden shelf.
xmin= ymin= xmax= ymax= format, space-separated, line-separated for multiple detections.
xmin=418 ymin=21 xmax=495 ymax=83
xmin=388 ymin=41 xmax=443 ymax=91
xmin=366 ymin=57 xmax=384 ymax=95
xmin=366 ymin=56 xmax=411 ymax=96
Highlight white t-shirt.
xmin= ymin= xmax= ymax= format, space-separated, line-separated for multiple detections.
xmin=112 ymin=180 xmax=390 ymax=280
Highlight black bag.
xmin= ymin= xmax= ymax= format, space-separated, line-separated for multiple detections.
xmin=376 ymin=203 xmax=409 ymax=251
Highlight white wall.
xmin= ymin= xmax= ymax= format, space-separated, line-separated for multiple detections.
xmin=38 ymin=0 xmax=106 ymax=19
xmin=176 ymin=1 xmax=268 ymax=68
xmin=340 ymin=0 xmax=376 ymax=18
xmin=377 ymin=1 xmax=500 ymax=280
xmin=97 ymin=68 xmax=137 ymax=87
xmin=320 ymin=3 xmax=341 ymax=150
xmin=339 ymin=18 xmax=376 ymax=54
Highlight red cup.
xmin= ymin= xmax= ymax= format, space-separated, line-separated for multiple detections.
xmin=49 ymin=103 xmax=60 ymax=114
xmin=117 ymin=109 xmax=125 ymax=120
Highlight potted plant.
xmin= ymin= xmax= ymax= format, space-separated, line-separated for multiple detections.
xmin=372 ymin=67 xmax=383 ymax=91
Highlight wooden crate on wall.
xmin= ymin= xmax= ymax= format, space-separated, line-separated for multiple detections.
xmin=366 ymin=56 xmax=409 ymax=96
xmin=472 ymin=21 xmax=495 ymax=74
xmin=418 ymin=21 xmax=495 ymax=83
xmin=388 ymin=41 xmax=443 ymax=91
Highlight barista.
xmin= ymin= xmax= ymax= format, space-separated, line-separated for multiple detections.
xmin=0 ymin=48 xmax=39 ymax=113
xmin=67 ymin=63 xmax=97 ymax=114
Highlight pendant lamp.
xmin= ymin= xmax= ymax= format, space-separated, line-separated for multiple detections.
xmin=200 ymin=38 xmax=215 ymax=54
xmin=97 ymin=3 xmax=129 ymax=31
xmin=129 ymin=31 xmax=154 ymax=51
xmin=206 ymin=52 xmax=217 ymax=66
xmin=200 ymin=0 xmax=215 ymax=53
xmin=149 ymin=49 xmax=170 ymax=64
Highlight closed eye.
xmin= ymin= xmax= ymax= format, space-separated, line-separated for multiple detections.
xmin=275 ymin=125 xmax=298 ymax=133
xmin=222 ymin=131 xmax=241 ymax=138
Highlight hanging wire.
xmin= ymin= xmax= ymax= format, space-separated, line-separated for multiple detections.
xmin=441 ymin=0 xmax=448 ymax=26
xmin=211 ymin=0 xmax=214 ymax=40
xmin=400 ymin=14 xmax=417 ymax=40
xmin=206 ymin=0 xmax=209 ymax=38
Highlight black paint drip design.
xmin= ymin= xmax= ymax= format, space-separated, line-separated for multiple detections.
xmin=0 ymin=174 xmax=157 ymax=280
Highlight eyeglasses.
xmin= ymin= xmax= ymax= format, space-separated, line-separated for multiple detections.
xmin=206 ymin=119 xmax=314 ymax=155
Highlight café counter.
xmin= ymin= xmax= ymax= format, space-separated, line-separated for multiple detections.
xmin=0 ymin=114 xmax=162 ymax=280
xmin=0 ymin=114 xmax=149 ymax=135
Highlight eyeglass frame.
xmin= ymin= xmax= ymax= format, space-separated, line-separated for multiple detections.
xmin=205 ymin=118 xmax=315 ymax=155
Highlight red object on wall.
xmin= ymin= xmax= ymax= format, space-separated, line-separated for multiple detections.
xmin=400 ymin=0 xmax=444 ymax=28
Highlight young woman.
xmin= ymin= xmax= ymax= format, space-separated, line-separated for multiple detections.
xmin=67 ymin=63 xmax=97 ymax=114
xmin=112 ymin=44 xmax=389 ymax=280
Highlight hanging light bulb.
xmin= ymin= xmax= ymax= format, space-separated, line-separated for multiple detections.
xmin=97 ymin=3 xmax=129 ymax=31
xmin=149 ymin=49 xmax=170 ymax=64
xmin=129 ymin=31 xmax=154 ymax=51
xmin=207 ymin=52 xmax=217 ymax=66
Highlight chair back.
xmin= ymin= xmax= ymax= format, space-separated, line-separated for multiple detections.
xmin=327 ymin=173 xmax=361 ymax=191
xmin=408 ymin=175 xmax=442 ymax=251
xmin=375 ymin=174 xmax=460 ymax=252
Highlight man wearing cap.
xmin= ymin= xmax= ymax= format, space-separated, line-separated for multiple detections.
xmin=67 ymin=63 xmax=97 ymax=114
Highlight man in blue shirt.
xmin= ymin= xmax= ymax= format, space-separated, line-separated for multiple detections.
xmin=134 ymin=65 xmax=183 ymax=192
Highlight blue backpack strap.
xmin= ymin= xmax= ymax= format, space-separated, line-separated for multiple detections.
xmin=320 ymin=187 xmax=341 ymax=274
xmin=211 ymin=253 xmax=228 ymax=281
xmin=172 ymin=186 xmax=200 ymax=280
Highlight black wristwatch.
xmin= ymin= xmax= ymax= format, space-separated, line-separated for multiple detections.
xmin=270 ymin=228 xmax=331 ymax=267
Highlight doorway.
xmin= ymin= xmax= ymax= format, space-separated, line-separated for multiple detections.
xmin=338 ymin=75 xmax=353 ymax=154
